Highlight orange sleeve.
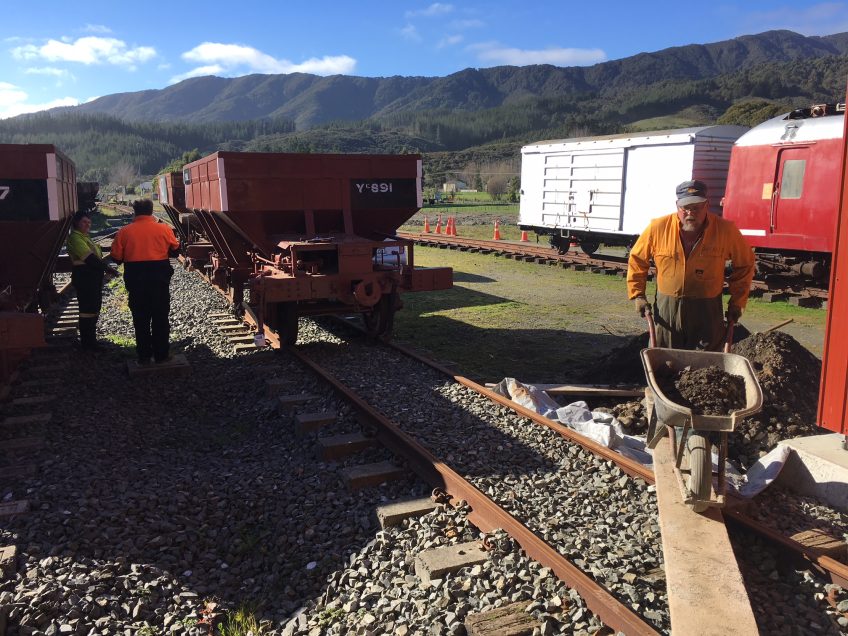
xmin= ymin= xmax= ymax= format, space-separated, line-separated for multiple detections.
xmin=110 ymin=229 xmax=125 ymax=262
xmin=725 ymin=223 xmax=755 ymax=310
xmin=163 ymin=225 xmax=180 ymax=249
xmin=626 ymin=225 xmax=653 ymax=299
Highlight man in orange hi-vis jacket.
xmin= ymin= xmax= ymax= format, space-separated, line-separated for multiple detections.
xmin=626 ymin=180 xmax=755 ymax=351
xmin=110 ymin=199 xmax=181 ymax=364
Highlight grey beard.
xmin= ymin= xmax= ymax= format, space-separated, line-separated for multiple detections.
xmin=681 ymin=218 xmax=702 ymax=233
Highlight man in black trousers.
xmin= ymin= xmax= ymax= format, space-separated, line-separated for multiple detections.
xmin=110 ymin=199 xmax=180 ymax=364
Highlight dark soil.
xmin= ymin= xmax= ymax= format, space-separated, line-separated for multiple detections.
xmin=728 ymin=331 xmax=824 ymax=467
xmin=657 ymin=365 xmax=747 ymax=416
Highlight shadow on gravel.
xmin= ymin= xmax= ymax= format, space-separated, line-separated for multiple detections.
xmin=1 ymin=335 xmax=427 ymax=630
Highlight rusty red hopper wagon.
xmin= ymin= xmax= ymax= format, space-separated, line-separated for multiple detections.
xmin=172 ymin=152 xmax=452 ymax=344
xmin=0 ymin=144 xmax=77 ymax=380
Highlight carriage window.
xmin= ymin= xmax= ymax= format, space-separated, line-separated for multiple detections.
xmin=780 ymin=159 xmax=806 ymax=199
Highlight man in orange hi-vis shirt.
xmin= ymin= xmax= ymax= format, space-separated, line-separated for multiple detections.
xmin=627 ymin=180 xmax=755 ymax=351
xmin=110 ymin=199 xmax=181 ymax=364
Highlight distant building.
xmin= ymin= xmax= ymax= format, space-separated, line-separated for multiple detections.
xmin=138 ymin=181 xmax=153 ymax=194
xmin=442 ymin=179 xmax=467 ymax=193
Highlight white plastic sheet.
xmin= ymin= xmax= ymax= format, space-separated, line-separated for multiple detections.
xmin=725 ymin=444 xmax=791 ymax=498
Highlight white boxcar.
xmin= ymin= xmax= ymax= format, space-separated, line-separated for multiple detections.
xmin=518 ymin=125 xmax=748 ymax=254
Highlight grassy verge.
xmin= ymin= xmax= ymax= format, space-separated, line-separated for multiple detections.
xmin=393 ymin=247 xmax=826 ymax=384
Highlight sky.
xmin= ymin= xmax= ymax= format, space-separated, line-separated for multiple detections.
xmin=3 ymin=0 xmax=848 ymax=119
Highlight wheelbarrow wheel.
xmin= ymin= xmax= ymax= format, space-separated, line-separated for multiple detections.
xmin=686 ymin=434 xmax=712 ymax=513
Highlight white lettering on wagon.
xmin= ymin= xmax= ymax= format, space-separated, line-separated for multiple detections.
xmin=355 ymin=182 xmax=394 ymax=194
xmin=0 ymin=186 xmax=9 ymax=200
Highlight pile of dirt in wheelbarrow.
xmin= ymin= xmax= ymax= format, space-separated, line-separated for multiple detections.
xmin=656 ymin=365 xmax=747 ymax=416
xmin=597 ymin=330 xmax=822 ymax=469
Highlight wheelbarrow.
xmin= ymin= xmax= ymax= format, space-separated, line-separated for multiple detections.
xmin=641 ymin=309 xmax=763 ymax=512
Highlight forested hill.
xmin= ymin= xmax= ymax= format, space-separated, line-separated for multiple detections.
xmin=4 ymin=29 xmax=848 ymax=184
xmin=63 ymin=30 xmax=848 ymax=129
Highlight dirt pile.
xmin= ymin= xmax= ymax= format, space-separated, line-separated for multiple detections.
xmin=657 ymin=365 xmax=747 ymax=416
xmin=583 ymin=332 xmax=651 ymax=385
xmin=729 ymin=331 xmax=824 ymax=467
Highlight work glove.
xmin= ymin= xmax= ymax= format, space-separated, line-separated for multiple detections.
xmin=634 ymin=297 xmax=649 ymax=317
xmin=726 ymin=305 xmax=742 ymax=323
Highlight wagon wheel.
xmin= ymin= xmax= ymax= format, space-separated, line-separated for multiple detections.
xmin=548 ymin=236 xmax=570 ymax=255
xmin=580 ymin=242 xmax=599 ymax=256
xmin=276 ymin=302 xmax=299 ymax=347
xmin=363 ymin=291 xmax=397 ymax=341
xmin=686 ymin=433 xmax=712 ymax=513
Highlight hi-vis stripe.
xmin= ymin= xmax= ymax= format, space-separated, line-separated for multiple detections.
xmin=740 ymin=229 xmax=767 ymax=236
xmin=46 ymin=153 xmax=60 ymax=221
xmin=217 ymin=158 xmax=228 ymax=211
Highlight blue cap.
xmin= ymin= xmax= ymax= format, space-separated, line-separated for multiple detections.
xmin=676 ymin=180 xmax=708 ymax=206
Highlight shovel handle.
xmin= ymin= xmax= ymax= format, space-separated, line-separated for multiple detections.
xmin=645 ymin=307 xmax=657 ymax=348
xmin=724 ymin=320 xmax=735 ymax=353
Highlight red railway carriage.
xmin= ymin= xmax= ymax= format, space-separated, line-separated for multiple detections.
xmin=173 ymin=151 xmax=452 ymax=344
xmin=722 ymin=105 xmax=844 ymax=281
xmin=0 ymin=144 xmax=78 ymax=380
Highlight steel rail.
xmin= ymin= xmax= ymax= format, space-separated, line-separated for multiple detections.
xmin=391 ymin=340 xmax=653 ymax=481
xmin=289 ymin=346 xmax=660 ymax=636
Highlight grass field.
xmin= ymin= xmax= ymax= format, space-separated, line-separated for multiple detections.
xmin=392 ymin=246 xmax=827 ymax=385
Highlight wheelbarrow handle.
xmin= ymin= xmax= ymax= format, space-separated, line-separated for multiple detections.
xmin=724 ymin=319 xmax=735 ymax=354
xmin=645 ymin=306 xmax=657 ymax=348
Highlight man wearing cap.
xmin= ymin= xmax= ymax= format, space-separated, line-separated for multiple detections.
xmin=626 ymin=180 xmax=755 ymax=350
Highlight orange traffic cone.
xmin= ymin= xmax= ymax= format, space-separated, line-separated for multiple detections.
xmin=493 ymin=219 xmax=502 ymax=240
xmin=446 ymin=216 xmax=454 ymax=236
xmin=423 ymin=216 xmax=431 ymax=233
xmin=435 ymin=215 xmax=442 ymax=234
xmin=451 ymin=217 xmax=459 ymax=237
xmin=520 ymin=230 xmax=529 ymax=242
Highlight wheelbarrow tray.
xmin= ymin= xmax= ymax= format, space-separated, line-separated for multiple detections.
xmin=641 ymin=348 xmax=763 ymax=433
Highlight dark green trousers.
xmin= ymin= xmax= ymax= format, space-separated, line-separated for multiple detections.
xmin=653 ymin=292 xmax=725 ymax=351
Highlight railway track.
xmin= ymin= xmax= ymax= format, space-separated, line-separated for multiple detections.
xmin=399 ymin=231 xmax=830 ymax=303
xmin=226 ymin=301 xmax=846 ymax=633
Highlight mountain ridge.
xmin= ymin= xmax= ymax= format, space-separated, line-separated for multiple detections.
xmin=62 ymin=30 xmax=848 ymax=129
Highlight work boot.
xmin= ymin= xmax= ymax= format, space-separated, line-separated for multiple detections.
xmin=78 ymin=317 xmax=99 ymax=350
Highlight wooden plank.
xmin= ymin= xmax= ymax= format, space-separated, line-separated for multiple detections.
xmin=653 ymin=436 xmax=758 ymax=635
xmin=465 ymin=601 xmax=539 ymax=636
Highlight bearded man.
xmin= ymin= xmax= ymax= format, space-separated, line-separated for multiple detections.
xmin=626 ymin=180 xmax=755 ymax=350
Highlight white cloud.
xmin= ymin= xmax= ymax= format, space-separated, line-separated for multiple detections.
xmin=405 ymin=3 xmax=454 ymax=18
xmin=471 ymin=42 xmax=607 ymax=66
xmin=11 ymin=36 xmax=156 ymax=68
xmin=741 ymin=3 xmax=848 ymax=35
xmin=83 ymin=24 xmax=113 ymax=34
xmin=400 ymin=24 xmax=422 ymax=42
xmin=170 ymin=64 xmax=225 ymax=83
xmin=0 ymin=82 xmax=78 ymax=119
xmin=437 ymin=35 xmax=463 ymax=49
xmin=23 ymin=67 xmax=70 ymax=77
xmin=171 ymin=42 xmax=356 ymax=83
